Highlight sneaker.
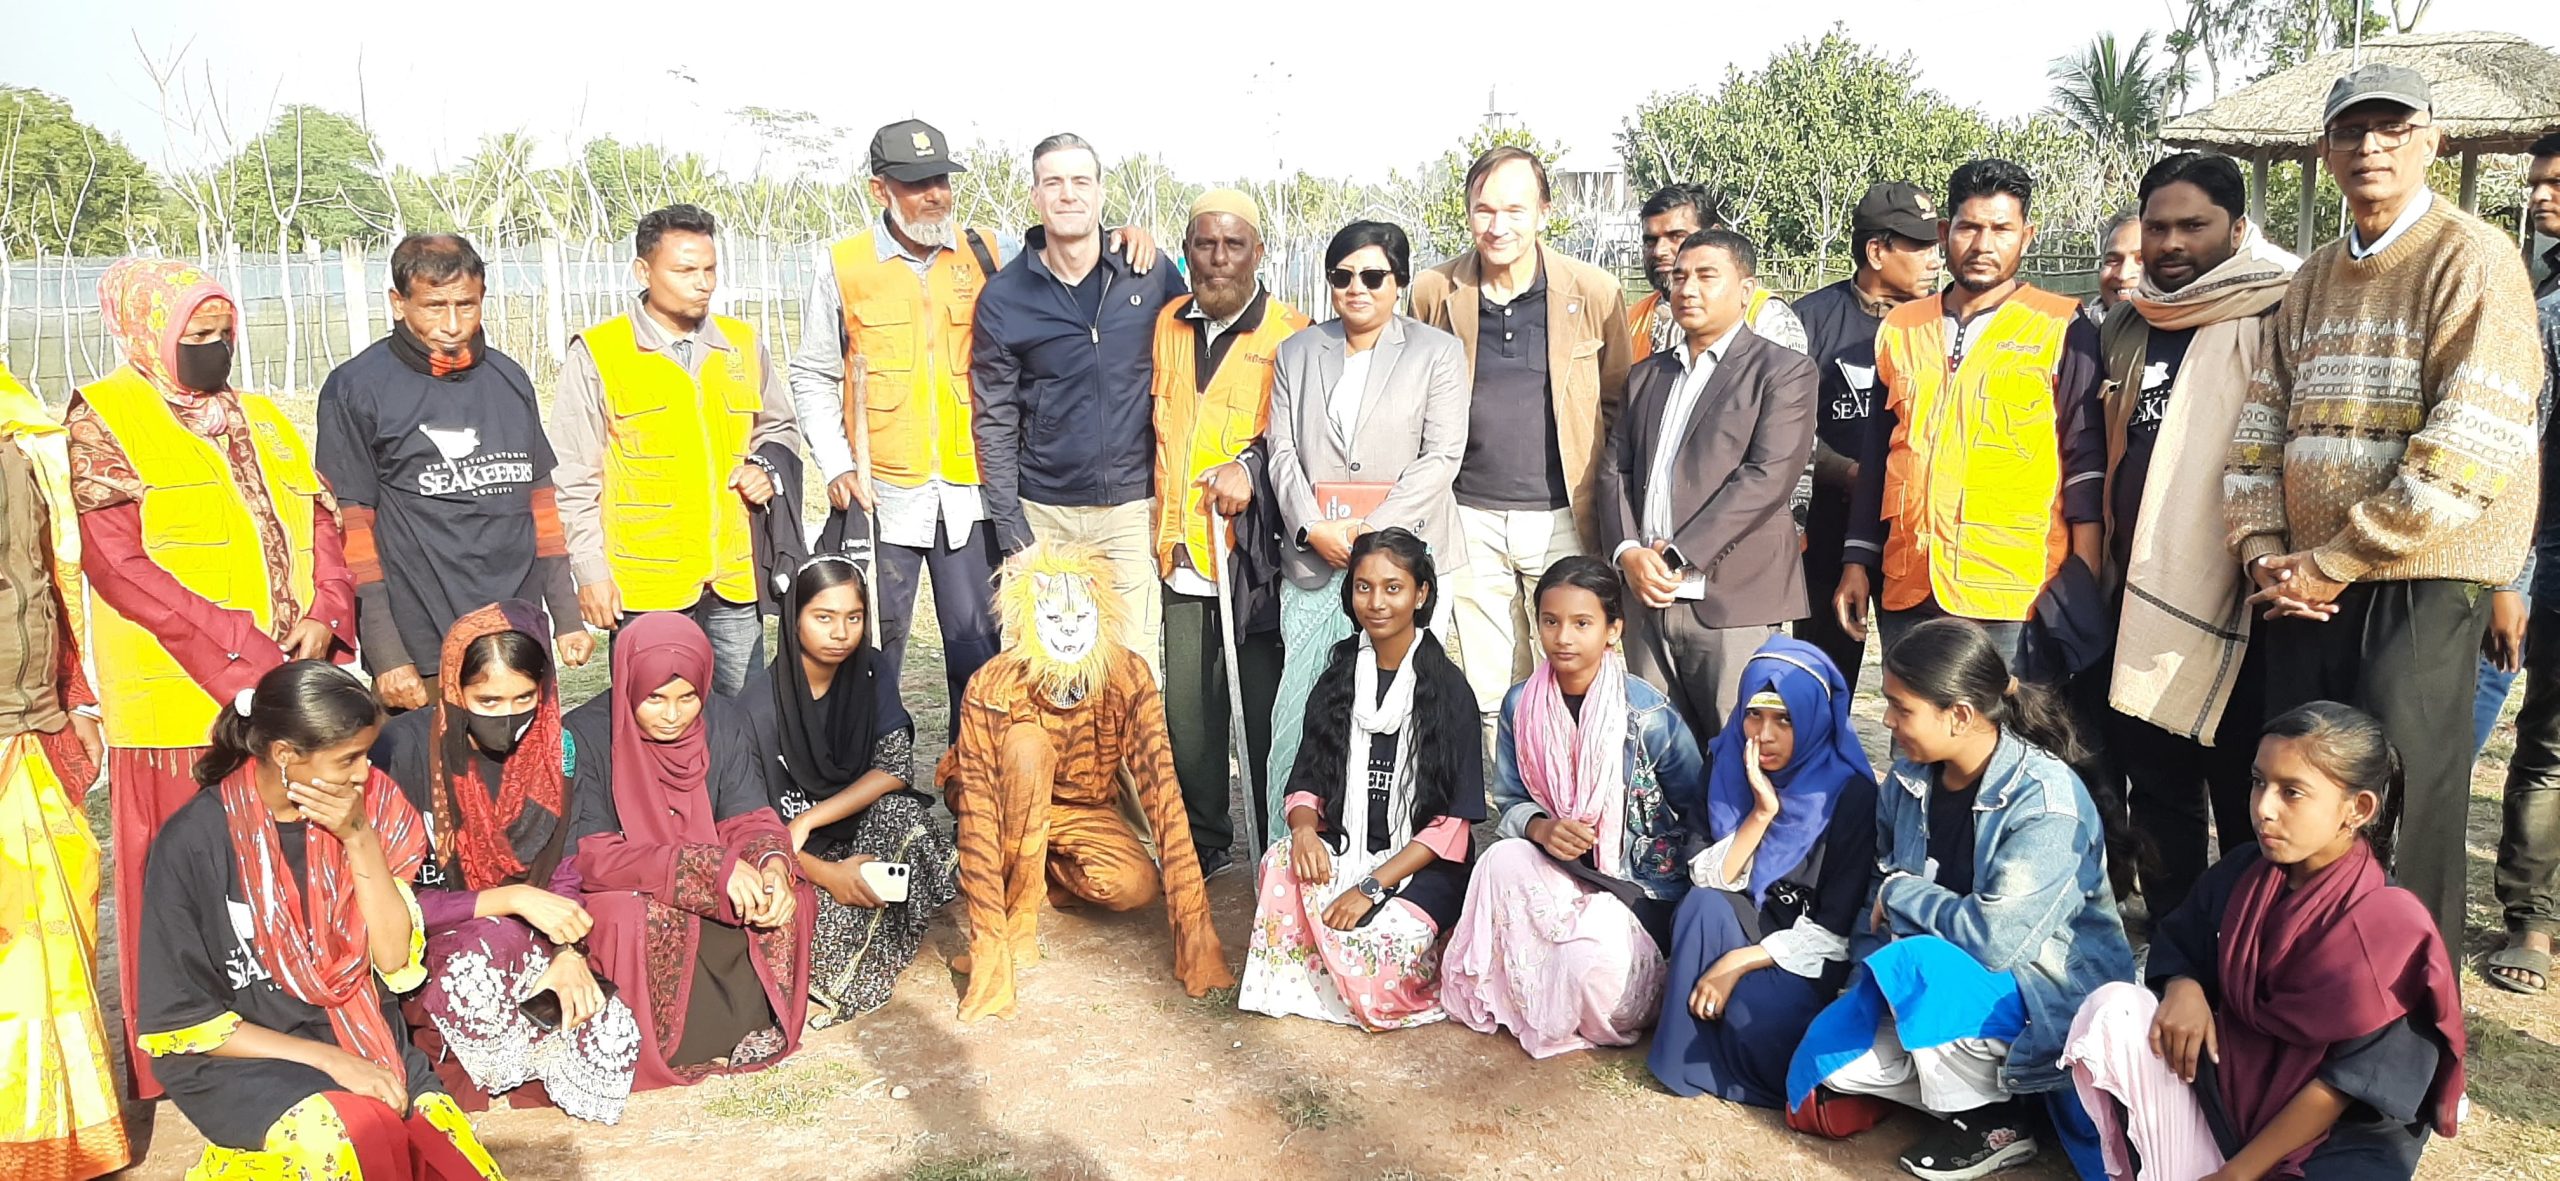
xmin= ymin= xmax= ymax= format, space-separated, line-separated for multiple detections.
xmin=1198 ymin=846 xmax=1236 ymax=880
xmin=1897 ymin=1109 xmax=2039 ymax=1180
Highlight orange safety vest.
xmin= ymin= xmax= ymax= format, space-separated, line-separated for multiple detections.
xmin=831 ymin=228 xmax=998 ymax=488
xmin=1875 ymin=286 xmax=2080 ymax=620
xmin=1150 ymin=295 xmax=1311 ymax=581
xmin=580 ymin=314 xmax=762 ymax=612
xmin=79 ymin=367 xmax=319 ymax=747
xmin=1629 ymin=287 xmax=1773 ymax=356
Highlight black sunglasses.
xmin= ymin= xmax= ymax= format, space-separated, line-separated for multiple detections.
xmin=1327 ymin=267 xmax=1394 ymax=291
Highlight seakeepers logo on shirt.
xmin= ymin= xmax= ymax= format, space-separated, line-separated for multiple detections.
xmin=415 ymin=423 xmax=534 ymax=496
xmin=222 ymin=899 xmax=276 ymax=991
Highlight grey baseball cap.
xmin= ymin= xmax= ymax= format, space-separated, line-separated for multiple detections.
xmin=2323 ymin=63 xmax=2433 ymax=125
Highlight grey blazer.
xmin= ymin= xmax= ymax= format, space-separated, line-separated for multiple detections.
xmin=1596 ymin=323 xmax=1818 ymax=628
xmin=1267 ymin=314 xmax=1471 ymax=587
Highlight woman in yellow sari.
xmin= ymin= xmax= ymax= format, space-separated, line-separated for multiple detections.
xmin=0 ymin=365 xmax=130 ymax=1177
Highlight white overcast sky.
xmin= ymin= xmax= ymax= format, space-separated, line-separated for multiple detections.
xmin=8 ymin=0 xmax=2557 ymax=183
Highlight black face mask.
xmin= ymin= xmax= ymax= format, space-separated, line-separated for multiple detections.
xmin=175 ymin=339 xmax=234 ymax=392
xmin=465 ymin=707 xmax=535 ymax=757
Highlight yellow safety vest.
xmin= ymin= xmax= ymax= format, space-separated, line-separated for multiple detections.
xmin=580 ymin=314 xmax=762 ymax=611
xmin=1875 ymin=286 xmax=2079 ymax=620
xmin=830 ymin=229 xmax=997 ymax=487
xmin=80 ymin=367 xmax=317 ymax=747
xmin=1149 ymin=296 xmax=1311 ymax=580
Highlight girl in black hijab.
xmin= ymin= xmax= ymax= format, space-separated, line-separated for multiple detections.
xmin=737 ymin=555 xmax=959 ymax=1025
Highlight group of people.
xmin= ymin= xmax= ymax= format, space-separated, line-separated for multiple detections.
xmin=2 ymin=56 xmax=2553 ymax=1181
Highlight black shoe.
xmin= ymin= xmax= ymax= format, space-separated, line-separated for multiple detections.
xmin=1198 ymin=846 xmax=1236 ymax=879
xmin=1897 ymin=1107 xmax=2039 ymax=1180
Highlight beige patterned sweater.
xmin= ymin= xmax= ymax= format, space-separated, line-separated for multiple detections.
xmin=2225 ymin=197 xmax=2546 ymax=585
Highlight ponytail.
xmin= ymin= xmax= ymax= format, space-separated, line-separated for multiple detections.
xmin=190 ymin=661 xmax=384 ymax=789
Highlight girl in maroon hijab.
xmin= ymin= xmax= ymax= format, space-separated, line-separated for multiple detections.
xmin=566 ymin=611 xmax=813 ymax=1091
xmin=2061 ymin=701 xmax=2465 ymax=1180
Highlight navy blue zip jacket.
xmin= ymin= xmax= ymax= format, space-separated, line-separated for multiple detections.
xmin=970 ymin=225 xmax=1189 ymax=551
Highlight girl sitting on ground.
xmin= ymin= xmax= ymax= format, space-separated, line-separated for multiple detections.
xmin=2061 ymin=701 xmax=2464 ymax=1181
xmin=137 ymin=660 xmax=505 ymax=1178
xmin=375 ymin=600 xmax=640 ymax=1123
xmin=1784 ymin=618 xmax=2136 ymax=1181
xmin=1238 ymin=528 xmax=1482 ymax=1030
xmin=1441 ymin=556 xmax=1707 ymax=1057
xmin=1647 ymin=635 xmax=1879 ymax=1110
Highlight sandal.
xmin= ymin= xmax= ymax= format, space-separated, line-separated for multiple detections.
xmin=2484 ymin=944 xmax=2551 ymax=995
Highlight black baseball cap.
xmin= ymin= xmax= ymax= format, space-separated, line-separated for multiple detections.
xmin=1852 ymin=181 xmax=1940 ymax=243
xmin=869 ymin=119 xmax=965 ymax=183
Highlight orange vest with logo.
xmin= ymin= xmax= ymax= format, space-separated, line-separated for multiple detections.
xmin=830 ymin=229 xmax=998 ymax=487
xmin=1150 ymin=296 xmax=1311 ymax=580
xmin=80 ymin=368 xmax=319 ymax=747
xmin=1875 ymin=286 xmax=2080 ymax=620
xmin=580 ymin=314 xmax=761 ymax=611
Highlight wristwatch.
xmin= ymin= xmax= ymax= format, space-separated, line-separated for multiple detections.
xmin=1355 ymin=875 xmax=1387 ymax=904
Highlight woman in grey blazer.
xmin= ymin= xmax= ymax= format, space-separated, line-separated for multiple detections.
xmin=1260 ymin=220 xmax=1471 ymax=843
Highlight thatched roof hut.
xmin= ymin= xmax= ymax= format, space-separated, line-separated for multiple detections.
xmin=2161 ymin=31 xmax=2560 ymax=250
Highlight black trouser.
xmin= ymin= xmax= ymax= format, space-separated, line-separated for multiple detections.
xmin=876 ymin=518 xmax=1004 ymax=741
xmin=2499 ymin=599 xmax=2560 ymax=938
xmin=2260 ymin=579 xmax=2490 ymax=945
xmin=1163 ymin=587 xmax=1283 ymax=856
xmin=2106 ymin=637 xmax=2269 ymax=917
xmin=1795 ymin=473 xmax=1866 ymax=680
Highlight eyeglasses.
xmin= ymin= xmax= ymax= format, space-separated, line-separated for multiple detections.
xmin=2322 ymin=120 xmax=2429 ymax=152
xmin=1327 ymin=267 xmax=1393 ymax=291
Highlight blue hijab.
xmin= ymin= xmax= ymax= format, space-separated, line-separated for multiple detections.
xmin=1704 ymin=636 xmax=1873 ymax=904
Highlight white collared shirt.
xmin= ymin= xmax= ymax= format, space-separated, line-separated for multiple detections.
xmin=2349 ymin=187 xmax=2435 ymax=260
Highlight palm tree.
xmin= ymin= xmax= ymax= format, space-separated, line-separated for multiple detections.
xmin=2047 ymin=31 xmax=2191 ymax=191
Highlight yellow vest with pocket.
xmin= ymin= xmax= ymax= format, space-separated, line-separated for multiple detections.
xmin=581 ymin=314 xmax=762 ymax=611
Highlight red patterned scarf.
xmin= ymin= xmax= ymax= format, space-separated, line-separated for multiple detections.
xmin=429 ymin=600 xmax=566 ymax=889
xmin=219 ymin=764 xmax=429 ymax=1072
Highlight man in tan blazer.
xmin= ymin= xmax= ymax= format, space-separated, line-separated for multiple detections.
xmin=1409 ymin=146 xmax=1635 ymax=737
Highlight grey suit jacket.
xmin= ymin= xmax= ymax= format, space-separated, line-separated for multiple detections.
xmin=1267 ymin=314 xmax=1472 ymax=587
xmin=1596 ymin=323 xmax=1818 ymax=628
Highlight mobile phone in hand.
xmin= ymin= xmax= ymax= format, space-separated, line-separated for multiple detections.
xmin=858 ymin=860 xmax=911 ymax=904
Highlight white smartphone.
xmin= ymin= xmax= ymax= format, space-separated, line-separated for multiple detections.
xmin=858 ymin=861 xmax=911 ymax=904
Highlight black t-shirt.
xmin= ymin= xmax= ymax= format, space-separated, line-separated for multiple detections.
xmin=1926 ymin=777 xmax=1981 ymax=896
xmin=2107 ymin=326 xmax=2198 ymax=575
xmin=1455 ymin=269 xmax=1570 ymax=512
xmin=137 ymin=792 xmax=443 ymax=1149
xmin=1066 ymin=266 xmax=1108 ymax=326
xmin=313 ymin=338 xmax=557 ymax=672
xmin=1791 ymin=279 xmax=1887 ymax=461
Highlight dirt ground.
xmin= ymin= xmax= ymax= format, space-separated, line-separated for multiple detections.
xmin=101 ymin=595 xmax=2560 ymax=1180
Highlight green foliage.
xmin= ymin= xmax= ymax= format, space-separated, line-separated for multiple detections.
xmin=1418 ymin=123 xmax=1577 ymax=258
xmin=2046 ymin=32 xmax=2188 ymax=194
xmin=209 ymin=104 xmax=397 ymax=249
xmin=0 ymin=87 xmax=161 ymax=256
xmin=1619 ymin=28 xmax=2030 ymax=264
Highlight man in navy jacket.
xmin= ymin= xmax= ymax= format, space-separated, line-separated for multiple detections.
xmin=972 ymin=132 xmax=1188 ymax=675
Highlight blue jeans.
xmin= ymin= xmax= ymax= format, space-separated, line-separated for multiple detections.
xmin=2479 ymin=655 xmax=2520 ymax=759
xmin=689 ymin=594 xmax=766 ymax=697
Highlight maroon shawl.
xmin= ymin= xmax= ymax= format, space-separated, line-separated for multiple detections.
xmin=605 ymin=612 xmax=718 ymax=850
xmin=2215 ymin=840 xmax=2464 ymax=1175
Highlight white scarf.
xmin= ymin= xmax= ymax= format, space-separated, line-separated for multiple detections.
xmin=1343 ymin=629 xmax=1421 ymax=859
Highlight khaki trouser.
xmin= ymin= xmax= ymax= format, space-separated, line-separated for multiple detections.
xmin=1022 ymin=498 xmax=1162 ymax=681
xmin=1448 ymin=504 xmax=1586 ymax=727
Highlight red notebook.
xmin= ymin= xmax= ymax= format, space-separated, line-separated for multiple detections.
xmin=1313 ymin=481 xmax=1392 ymax=523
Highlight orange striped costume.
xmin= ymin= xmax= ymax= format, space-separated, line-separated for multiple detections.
xmin=937 ymin=644 xmax=1232 ymax=1021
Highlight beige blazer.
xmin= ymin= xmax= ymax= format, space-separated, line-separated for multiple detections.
xmin=1408 ymin=241 xmax=1634 ymax=543
xmin=1266 ymin=314 xmax=1472 ymax=587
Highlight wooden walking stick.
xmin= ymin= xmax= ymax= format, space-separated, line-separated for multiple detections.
xmin=848 ymin=354 xmax=884 ymax=641
xmin=1208 ymin=502 xmax=1261 ymax=852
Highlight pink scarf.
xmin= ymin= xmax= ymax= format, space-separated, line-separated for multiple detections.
xmin=1514 ymin=651 xmax=1630 ymax=876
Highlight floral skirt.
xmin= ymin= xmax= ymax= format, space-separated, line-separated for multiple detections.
xmin=0 ymin=730 xmax=129 ymax=1179
xmin=416 ymin=915 xmax=642 ymax=1124
xmin=1237 ymin=841 xmax=1446 ymax=1031
xmin=1439 ymin=838 xmax=1665 ymax=1058
xmin=804 ymin=791 xmax=960 ymax=1028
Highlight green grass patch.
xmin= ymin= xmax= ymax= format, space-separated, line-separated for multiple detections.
xmin=697 ymin=1059 xmax=865 ymax=1125
xmin=904 ymin=1153 xmax=1031 ymax=1181
xmin=1276 ymin=1080 xmax=1352 ymax=1131
xmin=1577 ymin=1057 xmax=1651 ymax=1101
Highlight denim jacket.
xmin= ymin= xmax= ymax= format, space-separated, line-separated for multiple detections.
xmin=1491 ymin=676 xmax=1708 ymax=902
xmin=1860 ymin=731 xmax=2135 ymax=1094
